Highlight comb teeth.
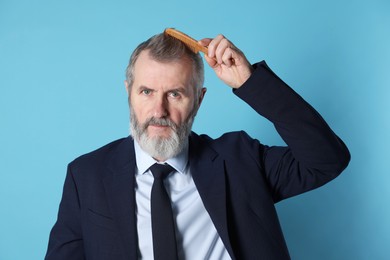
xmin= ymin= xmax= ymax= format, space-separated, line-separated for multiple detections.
xmin=164 ymin=28 xmax=208 ymax=54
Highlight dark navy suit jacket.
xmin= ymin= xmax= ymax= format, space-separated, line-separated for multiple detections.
xmin=46 ymin=62 xmax=350 ymax=259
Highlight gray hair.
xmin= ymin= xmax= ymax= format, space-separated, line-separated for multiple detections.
xmin=125 ymin=32 xmax=204 ymax=97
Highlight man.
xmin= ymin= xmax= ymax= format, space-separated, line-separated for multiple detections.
xmin=46 ymin=31 xmax=350 ymax=259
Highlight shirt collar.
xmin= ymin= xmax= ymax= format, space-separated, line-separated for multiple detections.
xmin=133 ymin=139 xmax=189 ymax=175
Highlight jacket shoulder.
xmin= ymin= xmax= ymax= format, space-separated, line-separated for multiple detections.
xmin=69 ymin=137 xmax=131 ymax=167
xmin=194 ymin=131 xmax=263 ymax=156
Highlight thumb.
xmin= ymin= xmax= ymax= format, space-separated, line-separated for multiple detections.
xmin=198 ymin=38 xmax=212 ymax=47
xmin=203 ymin=53 xmax=218 ymax=68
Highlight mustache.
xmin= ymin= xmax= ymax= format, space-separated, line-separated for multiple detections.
xmin=142 ymin=117 xmax=178 ymax=131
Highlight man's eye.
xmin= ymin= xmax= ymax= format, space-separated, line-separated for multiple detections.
xmin=141 ymin=89 xmax=151 ymax=95
xmin=169 ymin=91 xmax=180 ymax=98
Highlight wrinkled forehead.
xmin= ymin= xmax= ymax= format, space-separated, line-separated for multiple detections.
xmin=133 ymin=50 xmax=195 ymax=88
xmin=137 ymin=49 xmax=193 ymax=67
xmin=137 ymin=50 xmax=194 ymax=76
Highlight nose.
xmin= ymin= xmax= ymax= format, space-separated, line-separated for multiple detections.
xmin=153 ymin=95 xmax=168 ymax=118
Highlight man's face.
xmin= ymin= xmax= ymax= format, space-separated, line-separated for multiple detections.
xmin=126 ymin=50 xmax=205 ymax=160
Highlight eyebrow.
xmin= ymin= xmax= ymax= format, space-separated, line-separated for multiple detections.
xmin=136 ymin=85 xmax=189 ymax=95
xmin=168 ymin=87 xmax=188 ymax=94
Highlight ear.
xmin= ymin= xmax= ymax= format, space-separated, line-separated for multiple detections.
xmin=124 ymin=80 xmax=130 ymax=95
xmin=197 ymin=87 xmax=207 ymax=107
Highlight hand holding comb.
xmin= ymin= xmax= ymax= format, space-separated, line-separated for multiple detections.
xmin=165 ymin=28 xmax=253 ymax=89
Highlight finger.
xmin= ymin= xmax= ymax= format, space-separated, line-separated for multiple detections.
xmin=215 ymin=38 xmax=233 ymax=64
xmin=221 ymin=47 xmax=235 ymax=67
xmin=204 ymin=53 xmax=218 ymax=68
xmin=198 ymin=38 xmax=212 ymax=47
xmin=207 ymin=34 xmax=225 ymax=59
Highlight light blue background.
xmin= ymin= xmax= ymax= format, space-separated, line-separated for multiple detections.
xmin=1 ymin=0 xmax=389 ymax=259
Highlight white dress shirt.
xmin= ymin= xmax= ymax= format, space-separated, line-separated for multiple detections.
xmin=133 ymin=140 xmax=231 ymax=260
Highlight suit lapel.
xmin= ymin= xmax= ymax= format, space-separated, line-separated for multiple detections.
xmin=103 ymin=137 xmax=138 ymax=259
xmin=100 ymin=134 xmax=235 ymax=259
xmin=189 ymin=133 xmax=235 ymax=259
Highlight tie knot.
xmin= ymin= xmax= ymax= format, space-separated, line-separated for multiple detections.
xmin=150 ymin=163 xmax=175 ymax=180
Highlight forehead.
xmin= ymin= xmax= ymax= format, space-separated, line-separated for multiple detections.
xmin=134 ymin=50 xmax=193 ymax=76
xmin=134 ymin=50 xmax=193 ymax=86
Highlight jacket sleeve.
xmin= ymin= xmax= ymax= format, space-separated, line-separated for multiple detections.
xmin=234 ymin=61 xmax=350 ymax=202
xmin=45 ymin=164 xmax=85 ymax=259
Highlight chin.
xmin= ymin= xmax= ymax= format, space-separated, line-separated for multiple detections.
xmin=147 ymin=129 xmax=172 ymax=139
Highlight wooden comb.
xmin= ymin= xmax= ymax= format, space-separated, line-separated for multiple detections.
xmin=165 ymin=28 xmax=208 ymax=54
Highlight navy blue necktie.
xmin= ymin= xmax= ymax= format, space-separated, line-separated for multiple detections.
xmin=150 ymin=163 xmax=178 ymax=260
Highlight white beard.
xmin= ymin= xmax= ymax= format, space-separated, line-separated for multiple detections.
xmin=129 ymin=107 xmax=194 ymax=160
